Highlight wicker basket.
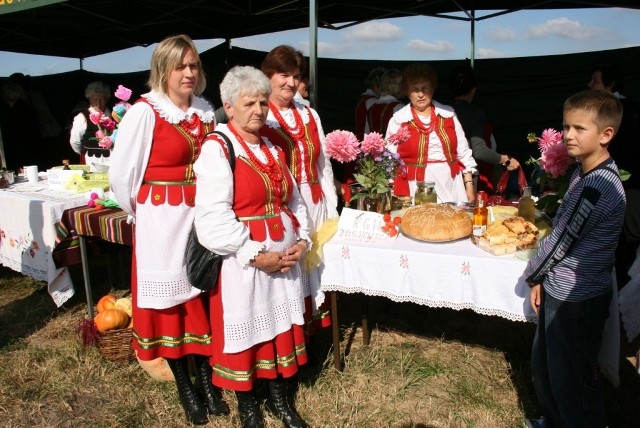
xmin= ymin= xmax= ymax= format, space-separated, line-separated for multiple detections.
xmin=98 ymin=328 xmax=135 ymax=362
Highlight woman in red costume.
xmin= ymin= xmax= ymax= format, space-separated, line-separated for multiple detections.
xmin=386 ymin=63 xmax=477 ymax=204
xmin=194 ymin=65 xmax=312 ymax=428
xmin=260 ymin=45 xmax=338 ymax=334
xmin=109 ymin=34 xmax=228 ymax=425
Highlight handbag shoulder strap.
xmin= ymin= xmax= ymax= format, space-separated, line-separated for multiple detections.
xmin=205 ymin=130 xmax=235 ymax=171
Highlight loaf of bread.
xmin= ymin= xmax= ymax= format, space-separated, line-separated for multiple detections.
xmin=400 ymin=203 xmax=473 ymax=242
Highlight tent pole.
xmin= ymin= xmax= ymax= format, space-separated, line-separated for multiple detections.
xmin=309 ymin=0 xmax=318 ymax=108
xmin=470 ymin=8 xmax=475 ymax=68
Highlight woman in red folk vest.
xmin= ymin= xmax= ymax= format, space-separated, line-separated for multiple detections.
xmin=194 ymin=65 xmax=312 ymax=428
xmin=109 ymin=34 xmax=229 ymax=425
xmin=260 ymin=45 xmax=338 ymax=336
xmin=386 ymin=63 xmax=477 ymax=204
xmin=364 ymin=68 xmax=404 ymax=136
xmin=354 ymin=66 xmax=386 ymax=140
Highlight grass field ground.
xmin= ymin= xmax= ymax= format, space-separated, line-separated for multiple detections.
xmin=1 ymin=251 xmax=640 ymax=427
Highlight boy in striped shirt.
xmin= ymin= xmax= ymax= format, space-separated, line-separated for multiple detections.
xmin=524 ymin=89 xmax=625 ymax=427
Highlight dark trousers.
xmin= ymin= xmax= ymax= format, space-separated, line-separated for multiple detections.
xmin=531 ymin=289 xmax=611 ymax=428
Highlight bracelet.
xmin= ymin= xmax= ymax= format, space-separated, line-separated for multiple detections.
xmin=464 ymin=180 xmax=473 ymax=185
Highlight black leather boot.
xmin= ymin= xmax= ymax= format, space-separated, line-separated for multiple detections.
xmin=166 ymin=357 xmax=208 ymax=425
xmin=265 ymin=378 xmax=310 ymax=428
xmin=193 ymin=354 xmax=230 ymax=416
xmin=235 ymin=390 xmax=264 ymax=428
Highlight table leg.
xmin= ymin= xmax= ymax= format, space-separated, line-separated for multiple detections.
xmin=330 ymin=291 xmax=342 ymax=371
xmin=78 ymin=236 xmax=94 ymax=319
xmin=361 ymin=294 xmax=370 ymax=346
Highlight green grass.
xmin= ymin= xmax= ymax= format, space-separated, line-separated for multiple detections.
xmin=1 ymin=261 xmax=640 ymax=427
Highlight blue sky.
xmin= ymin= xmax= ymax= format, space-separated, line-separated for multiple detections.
xmin=1 ymin=7 xmax=639 ymax=77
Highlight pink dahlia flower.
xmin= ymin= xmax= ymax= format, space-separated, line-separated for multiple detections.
xmin=360 ymin=132 xmax=385 ymax=156
xmin=538 ymin=128 xmax=563 ymax=152
xmin=325 ymin=130 xmax=360 ymax=163
xmin=540 ymin=141 xmax=572 ymax=178
xmin=387 ymin=125 xmax=411 ymax=146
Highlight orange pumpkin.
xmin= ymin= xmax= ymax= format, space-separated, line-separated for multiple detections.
xmin=94 ymin=308 xmax=130 ymax=332
xmin=96 ymin=294 xmax=117 ymax=313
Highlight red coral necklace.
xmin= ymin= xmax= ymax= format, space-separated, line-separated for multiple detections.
xmin=177 ymin=113 xmax=205 ymax=142
xmin=411 ymin=106 xmax=437 ymax=135
xmin=227 ymin=123 xmax=283 ymax=199
xmin=269 ymin=101 xmax=306 ymax=141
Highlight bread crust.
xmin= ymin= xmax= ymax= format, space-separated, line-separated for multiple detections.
xmin=400 ymin=203 xmax=473 ymax=242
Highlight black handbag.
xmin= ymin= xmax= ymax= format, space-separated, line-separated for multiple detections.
xmin=185 ymin=131 xmax=235 ymax=291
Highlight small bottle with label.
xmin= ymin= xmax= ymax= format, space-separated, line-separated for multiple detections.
xmin=473 ymin=191 xmax=488 ymax=239
xmin=518 ymin=186 xmax=536 ymax=223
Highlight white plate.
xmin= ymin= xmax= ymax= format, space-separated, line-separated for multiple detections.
xmin=18 ymin=185 xmax=45 ymax=192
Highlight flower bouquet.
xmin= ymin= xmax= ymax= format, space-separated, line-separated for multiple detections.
xmin=89 ymin=85 xmax=133 ymax=150
xmin=526 ymin=128 xmax=575 ymax=215
xmin=325 ymin=128 xmax=408 ymax=206
xmin=526 ymin=128 xmax=629 ymax=216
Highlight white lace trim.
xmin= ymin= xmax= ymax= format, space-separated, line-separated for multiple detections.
xmin=237 ymin=241 xmax=266 ymax=267
xmin=321 ymin=284 xmax=536 ymax=323
xmin=142 ymin=90 xmax=215 ymax=124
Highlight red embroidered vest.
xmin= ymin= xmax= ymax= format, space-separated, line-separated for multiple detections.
xmin=135 ymin=99 xmax=213 ymax=207
xmin=394 ymin=114 xmax=466 ymax=196
xmin=261 ymin=107 xmax=324 ymax=204
xmin=366 ymin=101 xmax=401 ymax=135
xmin=210 ymin=136 xmax=299 ymax=242
xmin=355 ymin=93 xmax=376 ymax=140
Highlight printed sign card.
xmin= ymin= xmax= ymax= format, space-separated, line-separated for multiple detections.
xmin=335 ymin=207 xmax=396 ymax=243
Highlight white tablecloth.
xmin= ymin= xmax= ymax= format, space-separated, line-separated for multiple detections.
xmin=320 ymin=231 xmax=620 ymax=386
xmin=0 ymin=179 xmax=87 ymax=306
xmin=321 ymin=233 xmax=536 ymax=322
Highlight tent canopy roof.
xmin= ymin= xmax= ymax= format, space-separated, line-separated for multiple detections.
xmin=1 ymin=0 xmax=639 ymax=59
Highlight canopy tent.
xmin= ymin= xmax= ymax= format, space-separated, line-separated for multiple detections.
xmin=1 ymin=0 xmax=640 ymax=59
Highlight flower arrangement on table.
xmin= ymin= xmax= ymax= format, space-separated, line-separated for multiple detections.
xmin=526 ymin=128 xmax=576 ymax=215
xmin=325 ymin=128 xmax=409 ymax=202
xmin=526 ymin=128 xmax=629 ymax=215
xmin=89 ymin=85 xmax=133 ymax=150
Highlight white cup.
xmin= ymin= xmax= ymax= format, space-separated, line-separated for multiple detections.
xmin=25 ymin=165 xmax=39 ymax=183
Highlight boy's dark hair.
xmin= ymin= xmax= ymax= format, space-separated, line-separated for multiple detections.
xmin=564 ymin=89 xmax=623 ymax=133
xmin=449 ymin=65 xmax=476 ymax=96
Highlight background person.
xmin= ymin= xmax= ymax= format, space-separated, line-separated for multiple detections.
xmin=364 ymin=68 xmax=404 ymax=135
xmin=260 ymin=45 xmax=338 ymax=336
xmin=386 ymin=62 xmax=476 ymax=203
xmin=0 ymin=79 xmax=43 ymax=172
xmin=587 ymin=65 xmax=640 ymax=287
xmin=354 ymin=66 xmax=386 ymax=140
xmin=194 ymin=65 xmax=312 ymax=428
xmin=448 ymin=64 xmax=521 ymax=193
xmin=69 ymin=81 xmax=112 ymax=170
xmin=109 ymin=34 xmax=228 ymax=426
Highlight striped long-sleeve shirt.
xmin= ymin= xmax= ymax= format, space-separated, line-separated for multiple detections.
xmin=524 ymin=158 xmax=626 ymax=302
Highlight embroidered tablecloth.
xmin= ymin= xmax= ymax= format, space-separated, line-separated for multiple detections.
xmin=0 ymin=181 xmax=87 ymax=306
xmin=321 ymin=233 xmax=537 ymax=323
